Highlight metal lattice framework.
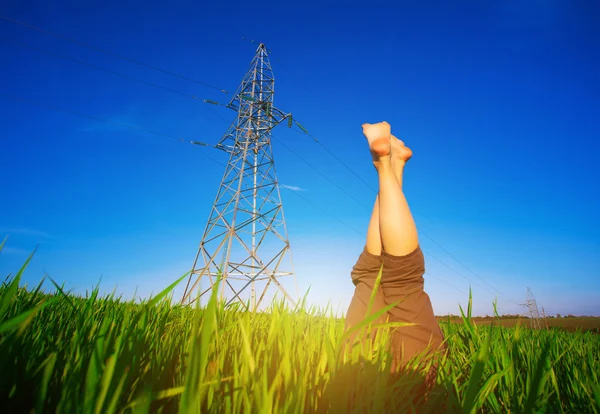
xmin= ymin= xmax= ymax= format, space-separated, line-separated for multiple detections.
xmin=181 ymin=43 xmax=297 ymax=310
xmin=521 ymin=287 xmax=542 ymax=329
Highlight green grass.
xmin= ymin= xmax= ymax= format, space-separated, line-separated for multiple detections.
xmin=445 ymin=316 xmax=600 ymax=334
xmin=1 ymin=249 xmax=599 ymax=413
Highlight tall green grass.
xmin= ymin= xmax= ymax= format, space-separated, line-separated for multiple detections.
xmin=1 ymin=249 xmax=599 ymax=413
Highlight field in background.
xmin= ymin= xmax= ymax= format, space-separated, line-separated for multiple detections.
xmin=1 ymin=254 xmax=599 ymax=413
xmin=439 ymin=316 xmax=600 ymax=333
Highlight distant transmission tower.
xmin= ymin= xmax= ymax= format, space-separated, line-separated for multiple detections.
xmin=540 ymin=306 xmax=549 ymax=330
xmin=521 ymin=287 xmax=542 ymax=329
xmin=181 ymin=43 xmax=298 ymax=310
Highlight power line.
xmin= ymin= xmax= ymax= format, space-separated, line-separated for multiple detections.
xmin=270 ymin=124 xmax=519 ymax=305
xmin=205 ymin=105 xmax=234 ymax=125
xmin=424 ymin=271 xmax=468 ymax=296
xmin=2 ymin=38 xmax=229 ymax=108
xmin=418 ymin=227 xmax=510 ymax=299
xmin=8 ymin=29 xmax=493 ymax=300
xmin=4 ymin=88 xmax=485 ymax=303
xmin=275 ymin=140 xmax=513 ymax=303
xmin=17 ymin=20 xmax=515 ymax=306
xmin=271 ymin=135 xmax=374 ymax=212
xmin=282 ymin=186 xmax=365 ymax=237
xmin=288 ymin=117 xmax=523 ymax=306
xmin=289 ymin=124 xmax=377 ymax=193
xmin=1 ymin=18 xmax=522 ymax=308
xmin=0 ymin=14 xmax=230 ymax=94
xmin=423 ymin=249 xmax=487 ymax=291
xmin=0 ymin=92 xmax=225 ymax=167
xmin=281 ymin=182 xmax=473 ymax=297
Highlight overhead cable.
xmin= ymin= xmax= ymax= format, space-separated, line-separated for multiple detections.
xmin=0 ymin=14 xmax=230 ymax=94
xmin=3 ymin=38 xmax=229 ymax=108
xmin=0 ymin=92 xmax=224 ymax=167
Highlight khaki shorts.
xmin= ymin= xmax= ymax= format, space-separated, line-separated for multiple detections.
xmin=345 ymin=246 xmax=445 ymax=367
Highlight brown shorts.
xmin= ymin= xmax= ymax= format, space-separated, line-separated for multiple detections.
xmin=345 ymin=246 xmax=445 ymax=367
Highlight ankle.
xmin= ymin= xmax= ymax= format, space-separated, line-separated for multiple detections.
xmin=373 ymin=156 xmax=393 ymax=171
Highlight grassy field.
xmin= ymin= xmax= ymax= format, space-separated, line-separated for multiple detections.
xmin=1 ymin=252 xmax=599 ymax=413
xmin=440 ymin=316 xmax=600 ymax=334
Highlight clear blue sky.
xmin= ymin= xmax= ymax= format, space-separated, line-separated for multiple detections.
xmin=1 ymin=0 xmax=599 ymax=317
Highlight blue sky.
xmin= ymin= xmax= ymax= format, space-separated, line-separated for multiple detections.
xmin=1 ymin=0 xmax=599 ymax=317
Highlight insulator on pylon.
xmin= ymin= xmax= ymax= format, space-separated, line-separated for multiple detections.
xmin=295 ymin=121 xmax=308 ymax=134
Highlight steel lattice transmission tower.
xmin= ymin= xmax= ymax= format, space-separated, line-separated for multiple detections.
xmin=540 ymin=306 xmax=549 ymax=330
xmin=181 ymin=43 xmax=298 ymax=310
xmin=521 ymin=287 xmax=542 ymax=329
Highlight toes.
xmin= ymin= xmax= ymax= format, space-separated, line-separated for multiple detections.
xmin=362 ymin=121 xmax=391 ymax=141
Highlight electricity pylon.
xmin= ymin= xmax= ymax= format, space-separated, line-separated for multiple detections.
xmin=540 ymin=306 xmax=549 ymax=330
xmin=181 ymin=43 xmax=298 ymax=310
xmin=521 ymin=287 xmax=541 ymax=329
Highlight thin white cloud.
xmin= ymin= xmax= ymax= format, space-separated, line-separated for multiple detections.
xmin=280 ymin=184 xmax=307 ymax=192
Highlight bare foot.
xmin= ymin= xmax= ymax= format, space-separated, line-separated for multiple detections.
xmin=390 ymin=134 xmax=412 ymax=186
xmin=390 ymin=134 xmax=413 ymax=165
xmin=362 ymin=122 xmax=391 ymax=161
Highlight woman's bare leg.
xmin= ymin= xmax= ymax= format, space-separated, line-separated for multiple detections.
xmin=362 ymin=122 xmax=443 ymax=369
xmin=362 ymin=122 xmax=418 ymax=256
xmin=365 ymin=197 xmax=382 ymax=255
xmin=345 ymin=202 xmax=385 ymax=331
xmin=344 ymin=124 xmax=389 ymax=330
xmin=365 ymin=134 xmax=414 ymax=256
